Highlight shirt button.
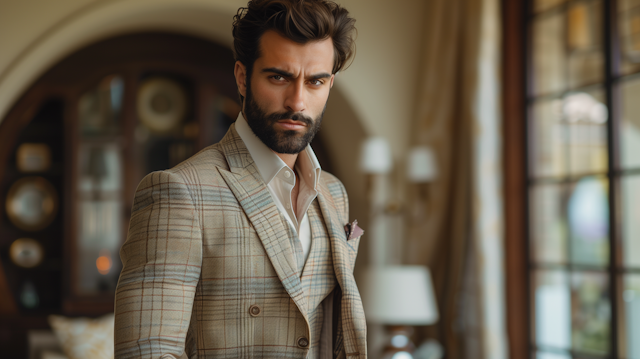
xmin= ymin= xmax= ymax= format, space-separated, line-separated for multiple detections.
xmin=248 ymin=305 xmax=261 ymax=317
xmin=285 ymin=203 xmax=291 ymax=209
xmin=284 ymin=170 xmax=291 ymax=178
xmin=297 ymin=336 xmax=309 ymax=348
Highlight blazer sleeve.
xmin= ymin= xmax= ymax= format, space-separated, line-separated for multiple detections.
xmin=114 ymin=170 xmax=202 ymax=359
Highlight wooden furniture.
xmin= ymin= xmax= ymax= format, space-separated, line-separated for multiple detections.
xmin=0 ymin=32 xmax=240 ymax=358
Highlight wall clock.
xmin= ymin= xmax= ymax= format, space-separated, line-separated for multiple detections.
xmin=137 ymin=77 xmax=187 ymax=134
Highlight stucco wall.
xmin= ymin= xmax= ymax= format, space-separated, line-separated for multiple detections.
xmin=0 ymin=0 xmax=426 ymax=159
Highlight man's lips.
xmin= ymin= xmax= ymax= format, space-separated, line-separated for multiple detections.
xmin=276 ymin=119 xmax=307 ymax=130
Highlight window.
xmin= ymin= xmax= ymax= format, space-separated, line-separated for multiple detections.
xmin=526 ymin=0 xmax=640 ymax=358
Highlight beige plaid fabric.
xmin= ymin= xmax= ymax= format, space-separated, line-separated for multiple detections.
xmin=114 ymin=125 xmax=366 ymax=358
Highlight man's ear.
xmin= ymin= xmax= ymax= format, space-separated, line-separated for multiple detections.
xmin=330 ymin=74 xmax=335 ymax=88
xmin=234 ymin=61 xmax=247 ymax=98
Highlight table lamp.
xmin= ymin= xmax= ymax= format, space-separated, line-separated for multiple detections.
xmin=362 ymin=265 xmax=439 ymax=359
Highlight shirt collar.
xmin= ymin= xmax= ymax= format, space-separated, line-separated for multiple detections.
xmin=235 ymin=113 xmax=321 ymax=188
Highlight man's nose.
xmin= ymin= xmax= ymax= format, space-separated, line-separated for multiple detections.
xmin=284 ymin=81 xmax=306 ymax=113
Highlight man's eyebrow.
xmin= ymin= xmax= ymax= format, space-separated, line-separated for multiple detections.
xmin=308 ymin=72 xmax=332 ymax=80
xmin=261 ymin=67 xmax=293 ymax=77
xmin=261 ymin=67 xmax=332 ymax=80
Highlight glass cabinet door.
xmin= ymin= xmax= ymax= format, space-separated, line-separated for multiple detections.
xmin=70 ymin=73 xmax=236 ymax=299
xmin=74 ymin=75 xmax=125 ymax=295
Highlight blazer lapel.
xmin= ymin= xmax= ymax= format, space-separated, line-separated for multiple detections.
xmin=316 ymin=180 xmax=367 ymax=358
xmin=300 ymin=201 xmax=336 ymax=311
xmin=217 ymin=125 xmax=309 ymax=319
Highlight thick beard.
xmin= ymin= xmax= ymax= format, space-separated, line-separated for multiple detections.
xmin=243 ymin=85 xmax=325 ymax=154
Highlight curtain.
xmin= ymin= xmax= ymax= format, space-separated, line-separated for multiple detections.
xmin=404 ymin=0 xmax=506 ymax=358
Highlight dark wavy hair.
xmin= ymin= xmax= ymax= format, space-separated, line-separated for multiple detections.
xmin=232 ymin=0 xmax=356 ymax=101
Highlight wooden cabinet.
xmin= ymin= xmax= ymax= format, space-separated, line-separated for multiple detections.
xmin=0 ymin=32 xmax=239 ymax=358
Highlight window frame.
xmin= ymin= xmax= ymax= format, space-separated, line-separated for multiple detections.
xmin=505 ymin=0 xmax=638 ymax=358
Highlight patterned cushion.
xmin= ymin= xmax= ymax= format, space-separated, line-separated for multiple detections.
xmin=48 ymin=314 xmax=114 ymax=359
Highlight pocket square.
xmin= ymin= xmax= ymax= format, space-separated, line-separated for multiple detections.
xmin=344 ymin=220 xmax=364 ymax=240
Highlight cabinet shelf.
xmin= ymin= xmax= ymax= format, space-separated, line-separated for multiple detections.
xmin=2 ymin=164 xmax=65 ymax=177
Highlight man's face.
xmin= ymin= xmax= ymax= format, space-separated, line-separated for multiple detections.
xmin=234 ymin=30 xmax=335 ymax=154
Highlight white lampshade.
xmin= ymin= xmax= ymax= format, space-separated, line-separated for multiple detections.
xmin=360 ymin=137 xmax=392 ymax=174
xmin=407 ymin=146 xmax=438 ymax=183
xmin=362 ymin=265 xmax=439 ymax=325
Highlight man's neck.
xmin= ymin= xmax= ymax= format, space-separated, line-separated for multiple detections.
xmin=274 ymin=151 xmax=298 ymax=170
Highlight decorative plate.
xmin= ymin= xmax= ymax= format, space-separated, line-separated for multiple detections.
xmin=137 ymin=77 xmax=187 ymax=134
xmin=6 ymin=177 xmax=58 ymax=231
xmin=9 ymin=238 xmax=44 ymax=268
xmin=16 ymin=143 xmax=52 ymax=172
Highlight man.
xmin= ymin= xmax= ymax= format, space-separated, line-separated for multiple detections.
xmin=114 ymin=0 xmax=366 ymax=358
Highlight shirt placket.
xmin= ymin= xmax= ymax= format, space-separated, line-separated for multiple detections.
xmin=278 ymin=168 xmax=305 ymax=272
xmin=279 ymin=168 xmax=297 ymax=225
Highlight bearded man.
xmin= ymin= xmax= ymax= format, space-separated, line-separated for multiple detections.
xmin=114 ymin=1 xmax=366 ymax=358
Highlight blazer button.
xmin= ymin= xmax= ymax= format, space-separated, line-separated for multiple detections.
xmin=297 ymin=336 xmax=309 ymax=348
xmin=248 ymin=305 xmax=261 ymax=317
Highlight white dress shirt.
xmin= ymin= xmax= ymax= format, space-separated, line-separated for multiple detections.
xmin=235 ymin=113 xmax=321 ymax=266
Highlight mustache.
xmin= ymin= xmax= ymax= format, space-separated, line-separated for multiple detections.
xmin=264 ymin=111 xmax=314 ymax=126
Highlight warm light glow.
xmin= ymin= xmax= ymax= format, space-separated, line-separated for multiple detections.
xmin=96 ymin=250 xmax=112 ymax=275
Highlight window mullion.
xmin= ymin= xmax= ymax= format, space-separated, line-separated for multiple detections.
xmin=604 ymin=0 xmax=621 ymax=358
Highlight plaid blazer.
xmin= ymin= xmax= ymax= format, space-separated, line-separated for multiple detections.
xmin=114 ymin=125 xmax=366 ymax=359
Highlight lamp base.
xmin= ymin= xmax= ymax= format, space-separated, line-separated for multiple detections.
xmin=380 ymin=326 xmax=415 ymax=359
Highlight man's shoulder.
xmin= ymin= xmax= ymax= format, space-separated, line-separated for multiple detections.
xmin=319 ymin=171 xmax=347 ymax=200
xmin=319 ymin=170 xmax=342 ymax=188
xmin=134 ymin=143 xmax=230 ymax=193
xmin=168 ymin=143 xmax=230 ymax=177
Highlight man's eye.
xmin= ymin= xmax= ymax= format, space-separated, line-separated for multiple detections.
xmin=272 ymin=75 xmax=285 ymax=81
xmin=310 ymin=80 xmax=323 ymax=86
